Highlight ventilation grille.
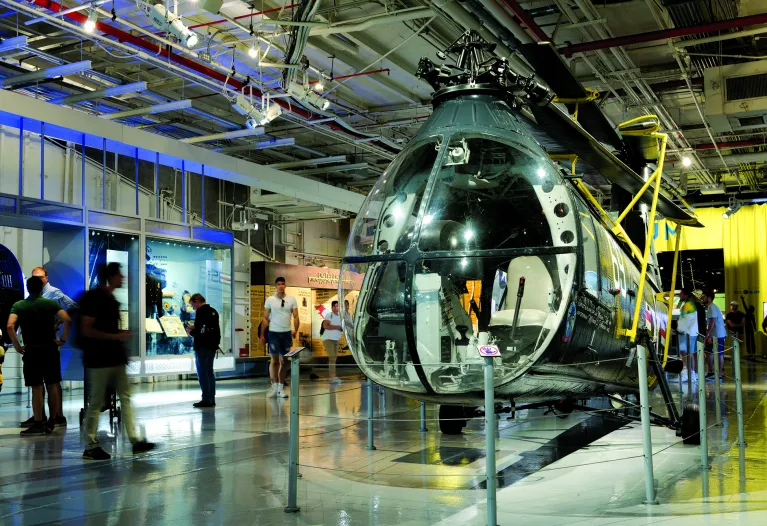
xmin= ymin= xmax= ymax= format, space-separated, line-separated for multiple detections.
xmin=726 ymin=74 xmax=767 ymax=101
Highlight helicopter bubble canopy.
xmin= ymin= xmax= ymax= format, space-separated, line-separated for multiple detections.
xmin=342 ymin=117 xmax=579 ymax=396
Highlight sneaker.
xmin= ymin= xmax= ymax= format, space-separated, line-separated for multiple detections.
xmin=330 ymin=377 xmax=342 ymax=385
xmin=54 ymin=415 xmax=67 ymax=428
xmin=20 ymin=422 xmax=48 ymax=437
xmin=267 ymin=383 xmax=278 ymax=399
xmin=193 ymin=401 xmax=216 ymax=408
xmin=278 ymin=384 xmax=289 ymax=398
xmin=132 ymin=441 xmax=156 ymax=455
xmin=83 ymin=447 xmax=111 ymax=460
xmin=310 ymin=373 xmax=320 ymax=380
xmin=44 ymin=420 xmax=55 ymax=433
xmin=20 ymin=414 xmax=46 ymax=428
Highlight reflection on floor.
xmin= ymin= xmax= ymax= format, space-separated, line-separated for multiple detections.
xmin=0 ymin=358 xmax=766 ymax=525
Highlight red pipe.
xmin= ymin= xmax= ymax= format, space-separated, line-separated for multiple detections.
xmin=498 ymin=0 xmax=549 ymax=43
xmin=308 ymin=68 xmax=390 ymax=84
xmin=696 ymin=139 xmax=767 ymax=151
xmin=561 ymin=13 xmax=767 ymax=57
xmin=30 ymin=0 xmax=398 ymax=153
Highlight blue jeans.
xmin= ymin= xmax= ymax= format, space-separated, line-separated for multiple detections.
xmin=195 ymin=347 xmax=216 ymax=403
xmin=268 ymin=331 xmax=293 ymax=356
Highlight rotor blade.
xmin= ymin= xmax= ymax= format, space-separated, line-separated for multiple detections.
xmin=530 ymin=103 xmax=702 ymax=227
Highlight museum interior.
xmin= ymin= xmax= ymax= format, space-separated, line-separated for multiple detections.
xmin=2 ymin=0 xmax=767 ymax=524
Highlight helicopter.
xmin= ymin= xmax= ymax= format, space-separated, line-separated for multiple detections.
xmin=338 ymin=31 xmax=701 ymax=437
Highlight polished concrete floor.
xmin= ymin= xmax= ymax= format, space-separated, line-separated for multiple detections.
xmin=0 ymin=358 xmax=766 ymax=525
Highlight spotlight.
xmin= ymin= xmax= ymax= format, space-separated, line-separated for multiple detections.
xmin=232 ymin=93 xmax=282 ymax=125
xmin=314 ymin=80 xmax=324 ymax=92
xmin=287 ymin=80 xmax=330 ymax=112
xmin=148 ymin=3 xmax=199 ymax=48
xmin=682 ymin=156 xmax=692 ymax=168
xmin=722 ymin=196 xmax=742 ymax=219
xmin=248 ymin=44 xmax=259 ymax=59
xmin=84 ymin=9 xmax=97 ymax=33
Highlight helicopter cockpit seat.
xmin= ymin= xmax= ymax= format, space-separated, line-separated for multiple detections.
xmin=489 ymin=256 xmax=553 ymax=360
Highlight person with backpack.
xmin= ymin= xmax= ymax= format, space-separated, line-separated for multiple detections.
xmin=677 ymin=287 xmax=699 ymax=383
xmin=187 ymin=293 xmax=220 ymax=408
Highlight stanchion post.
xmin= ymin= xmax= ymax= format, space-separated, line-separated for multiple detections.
xmin=686 ymin=335 xmax=693 ymax=398
xmin=367 ymin=377 xmax=376 ymax=451
xmin=714 ymin=338 xmax=722 ymax=426
xmin=636 ymin=343 xmax=658 ymax=504
xmin=698 ymin=345 xmax=710 ymax=471
xmin=733 ymin=337 xmax=746 ymax=447
xmin=419 ymin=401 xmax=428 ymax=433
xmin=27 ymin=386 xmax=31 ymax=408
xmin=284 ymin=351 xmax=301 ymax=513
xmin=483 ymin=355 xmax=497 ymax=526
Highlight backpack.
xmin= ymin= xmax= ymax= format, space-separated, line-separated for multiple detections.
xmin=197 ymin=306 xmax=221 ymax=349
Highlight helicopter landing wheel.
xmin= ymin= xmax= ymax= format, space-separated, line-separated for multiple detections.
xmin=552 ymin=399 xmax=576 ymax=419
xmin=438 ymin=405 xmax=468 ymax=435
xmin=681 ymin=404 xmax=700 ymax=445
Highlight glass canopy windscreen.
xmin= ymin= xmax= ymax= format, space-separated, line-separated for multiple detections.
xmin=419 ymin=135 xmax=571 ymax=252
xmin=348 ymin=139 xmax=439 ymax=257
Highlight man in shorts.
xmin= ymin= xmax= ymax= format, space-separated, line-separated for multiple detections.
xmin=6 ymin=276 xmax=72 ymax=436
xmin=702 ymin=289 xmax=727 ymax=380
xmin=260 ymin=277 xmax=299 ymax=398
xmin=322 ymin=301 xmax=343 ymax=385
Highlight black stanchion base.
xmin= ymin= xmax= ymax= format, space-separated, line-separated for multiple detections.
xmin=366 ymin=446 xmax=377 ymax=451
xmin=284 ymin=506 xmax=301 ymax=513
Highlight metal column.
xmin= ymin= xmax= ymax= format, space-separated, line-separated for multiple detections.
xmin=367 ymin=377 xmax=376 ymax=451
xmin=698 ymin=347 xmax=710 ymax=470
xmin=284 ymin=352 xmax=301 ymax=513
xmin=636 ymin=344 xmax=658 ymax=504
xmin=733 ymin=337 xmax=746 ymax=447
xmin=483 ymin=355 xmax=497 ymax=525
xmin=39 ymin=121 xmax=44 ymax=200
xmin=419 ymin=402 xmax=428 ymax=433
xmin=714 ymin=337 xmax=722 ymax=425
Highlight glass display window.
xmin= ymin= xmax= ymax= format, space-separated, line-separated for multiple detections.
xmin=87 ymin=229 xmax=141 ymax=358
xmin=145 ymin=238 xmax=232 ymax=357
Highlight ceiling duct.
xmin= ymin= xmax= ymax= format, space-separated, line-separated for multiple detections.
xmin=705 ymin=60 xmax=767 ymax=134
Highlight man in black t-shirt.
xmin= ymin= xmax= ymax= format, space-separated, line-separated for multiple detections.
xmin=186 ymin=293 xmax=220 ymax=408
xmin=80 ymin=263 xmax=155 ymax=461
xmin=6 ymin=277 xmax=71 ymax=436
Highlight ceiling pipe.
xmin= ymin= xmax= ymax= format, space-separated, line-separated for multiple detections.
xmin=307 ymin=68 xmax=390 ymax=84
xmin=694 ymin=151 xmax=767 ymax=168
xmin=24 ymin=0 xmax=399 ymax=154
xmin=560 ymin=12 xmax=767 ymax=57
xmin=477 ymin=0 xmax=532 ymax=44
xmin=695 ymin=139 xmax=767 ymax=151
xmin=308 ymin=7 xmax=434 ymax=36
xmin=291 ymin=163 xmax=368 ymax=176
xmin=0 ymin=35 xmax=28 ymax=52
xmin=187 ymin=4 xmax=300 ymax=30
xmin=497 ymin=0 xmax=549 ymax=42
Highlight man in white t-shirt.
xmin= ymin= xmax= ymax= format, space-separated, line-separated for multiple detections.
xmin=702 ymin=289 xmax=727 ymax=380
xmin=322 ymin=301 xmax=343 ymax=385
xmin=260 ymin=277 xmax=299 ymax=398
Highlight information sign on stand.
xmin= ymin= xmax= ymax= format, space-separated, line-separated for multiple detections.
xmin=284 ymin=347 xmax=305 ymax=358
xmin=477 ymin=344 xmax=501 ymax=357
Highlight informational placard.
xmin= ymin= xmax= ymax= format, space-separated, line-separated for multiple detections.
xmin=107 ymin=249 xmax=129 ymax=312
xmin=250 ymin=285 xmax=266 ymax=357
xmin=145 ymin=318 xmax=164 ymax=334
xmin=159 ymin=315 xmax=186 ymax=337
xmin=477 ymin=344 xmax=501 ymax=357
xmin=285 ymin=346 xmax=306 ymax=358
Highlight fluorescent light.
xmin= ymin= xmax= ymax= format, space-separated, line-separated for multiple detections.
xmin=181 ymin=127 xmax=265 ymax=144
xmin=48 ymin=81 xmax=148 ymax=105
xmin=100 ymin=99 xmax=191 ymax=120
xmin=0 ymin=60 xmax=92 ymax=88
xmin=0 ymin=36 xmax=28 ymax=53
xmin=213 ymin=138 xmax=295 ymax=153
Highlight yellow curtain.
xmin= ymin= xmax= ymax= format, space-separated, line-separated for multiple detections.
xmin=654 ymin=204 xmax=767 ymax=354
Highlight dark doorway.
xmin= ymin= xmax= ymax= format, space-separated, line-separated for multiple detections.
xmin=658 ymin=248 xmax=724 ymax=293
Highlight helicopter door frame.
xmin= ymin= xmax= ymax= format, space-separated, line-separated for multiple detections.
xmin=570 ymin=189 xmax=603 ymax=303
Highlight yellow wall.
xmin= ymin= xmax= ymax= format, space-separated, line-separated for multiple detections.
xmin=654 ymin=204 xmax=766 ymax=352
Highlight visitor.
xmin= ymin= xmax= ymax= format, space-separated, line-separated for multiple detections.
xmin=261 ymin=276 xmax=299 ymax=398
xmin=701 ymin=289 xmax=727 ymax=381
xmin=186 ymin=293 xmax=220 ymax=408
xmin=322 ymin=301 xmax=343 ymax=385
xmin=677 ymin=287 xmax=699 ymax=383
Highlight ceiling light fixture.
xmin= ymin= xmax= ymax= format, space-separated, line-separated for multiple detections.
xmin=232 ymin=93 xmax=282 ymax=127
xmin=287 ymin=80 xmax=330 ymax=112
xmin=248 ymin=43 xmax=259 ymax=59
xmin=722 ymin=196 xmax=742 ymax=219
xmin=682 ymin=156 xmax=692 ymax=168
xmin=148 ymin=3 xmax=199 ymax=48
xmin=84 ymin=8 xmax=97 ymax=33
